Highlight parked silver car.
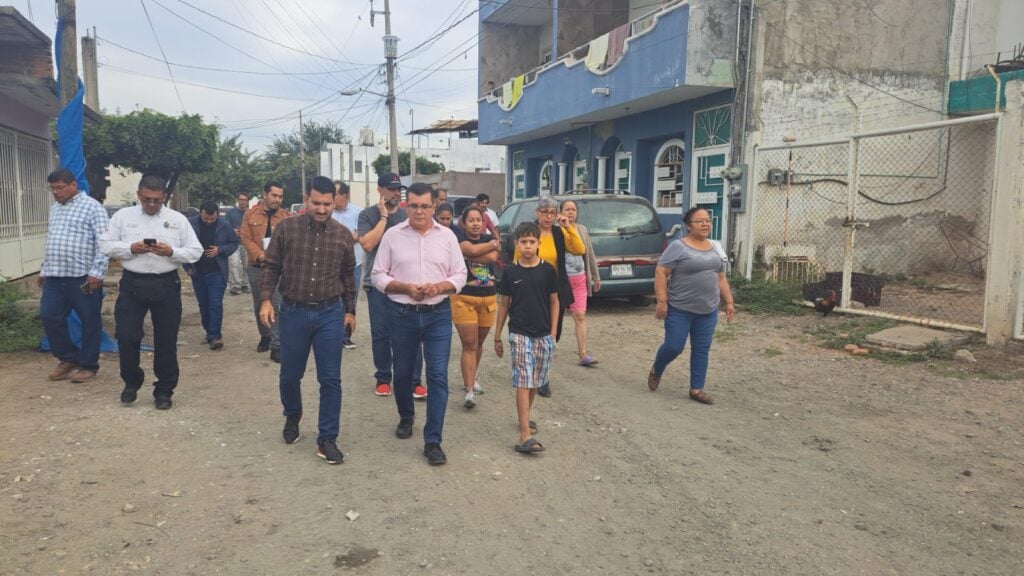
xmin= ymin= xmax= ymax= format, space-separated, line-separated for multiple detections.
xmin=496 ymin=194 xmax=667 ymax=302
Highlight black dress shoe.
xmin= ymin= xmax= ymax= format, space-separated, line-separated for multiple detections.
xmin=256 ymin=336 xmax=271 ymax=353
xmin=395 ymin=417 xmax=414 ymax=439
xmin=538 ymin=382 xmax=551 ymax=398
xmin=120 ymin=386 xmax=138 ymax=404
xmin=154 ymin=395 xmax=173 ymax=410
xmin=270 ymin=348 xmax=281 ymax=363
xmin=423 ymin=442 xmax=447 ymax=465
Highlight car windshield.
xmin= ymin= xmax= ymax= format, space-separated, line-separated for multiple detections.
xmin=584 ymin=200 xmax=661 ymax=235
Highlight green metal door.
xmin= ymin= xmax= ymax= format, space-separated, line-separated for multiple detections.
xmin=693 ymin=151 xmax=726 ymax=240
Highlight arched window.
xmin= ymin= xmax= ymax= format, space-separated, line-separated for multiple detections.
xmin=654 ymin=139 xmax=685 ymax=208
xmin=539 ymin=160 xmax=553 ymax=196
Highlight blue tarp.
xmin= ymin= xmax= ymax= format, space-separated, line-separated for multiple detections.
xmin=54 ymin=18 xmax=89 ymax=193
xmin=39 ymin=309 xmax=119 ymax=353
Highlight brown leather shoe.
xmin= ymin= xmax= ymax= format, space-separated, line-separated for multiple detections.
xmin=48 ymin=361 xmax=78 ymax=381
xmin=208 ymin=339 xmax=224 ymax=350
xmin=70 ymin=369 xmax=97 ymax=383
xmin=647 ymin=369 xmax=661 ymax=391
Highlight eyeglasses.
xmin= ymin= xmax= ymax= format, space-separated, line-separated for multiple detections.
xmin=407 ymin=203 xmax=434 ymax=212
xmin=688 ymin=219 xmax=712 ymax=224
xmin=139 ymin=197 xmax=165 ymax=205
xmin=537 ymin=209 xmax=557 ymax=216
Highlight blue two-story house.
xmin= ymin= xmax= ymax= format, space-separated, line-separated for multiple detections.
xmin=478 ymin=0 xmax=737 ymax=236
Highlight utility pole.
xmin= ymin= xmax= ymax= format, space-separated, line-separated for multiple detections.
xmin=409 ymin=108 xmax=416 ymax=180
xmin=372 ymin=0 xmax=400 ymax=176
xmin=298 ymin=110 xmax=307 ymax=195
xmin=81 ymin=30 xmax=99 ymax=111
xmin=56 ymin=0 xmax=78 ymax=108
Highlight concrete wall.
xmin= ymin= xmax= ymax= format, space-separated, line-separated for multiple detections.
xmin=948 ymin=0 xmax=1024 ymax=80
xmin=684 ymin=0 xmax=738 ymax=88
xmin=0 ymin=98 xmax=50 ymax=139
xmin=319 ymin=139 xmax=505 ymax=185
xmin=748 ymin=0 xmax=950 ymax=145
xmin=479 ymin=22 xmax=542 ymax=96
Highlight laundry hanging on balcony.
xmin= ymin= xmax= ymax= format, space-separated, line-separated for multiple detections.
xmin=605 ymin=23 xmax=630 ymax=69
xmin=585 ymin=33 xmax=610 ymax=72
xmin=500 ymin=74 xmax=525 ymax=110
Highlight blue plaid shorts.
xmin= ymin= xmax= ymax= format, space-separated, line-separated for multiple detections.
xmin=510 ymin=332 xmax=555 ymax=389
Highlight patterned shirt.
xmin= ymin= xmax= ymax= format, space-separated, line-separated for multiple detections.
xmin=260 ymin=214 xmax=357 ymax=313
xmin=41 ymin=192 xmax=110 ymax=279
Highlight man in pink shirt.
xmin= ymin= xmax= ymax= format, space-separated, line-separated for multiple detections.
xmin=372 ymin=182 xmax=467 ymax=465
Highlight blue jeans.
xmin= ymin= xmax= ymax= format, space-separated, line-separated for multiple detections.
xmin=278 ymin=299 xmax=345 ymax=444
xmin=366 ymin=287 xmax=422 ymax=384
xmin=388 ymin=299 xmax=452 ymax=445
xmin=191 ymin=270 xmax=226 ymax=341
xmin=40 ymin=276 xmax=104 ymax=372
xmin=652 ymin=306 xmax=718 ymax=390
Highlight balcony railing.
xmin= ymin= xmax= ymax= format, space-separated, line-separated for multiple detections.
xmin=479 ymin=0 xmax=686 ymax=111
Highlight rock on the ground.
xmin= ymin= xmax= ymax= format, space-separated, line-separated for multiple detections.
xmin=954 ymin=349 xmax=977 ymax=363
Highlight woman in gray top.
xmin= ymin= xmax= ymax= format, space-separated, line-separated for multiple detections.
xmin=647 ymin=207 xmax=735 ymax=404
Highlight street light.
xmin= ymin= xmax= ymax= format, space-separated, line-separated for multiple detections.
xmin=340 ymin=87 xmax=398 ymax=175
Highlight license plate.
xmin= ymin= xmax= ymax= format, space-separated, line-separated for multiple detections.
xmin=610 ymin=264 xmax=633 ymax=278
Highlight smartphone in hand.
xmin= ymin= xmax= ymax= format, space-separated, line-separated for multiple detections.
xmin=143 ymin=238 xmax=156 ymax=246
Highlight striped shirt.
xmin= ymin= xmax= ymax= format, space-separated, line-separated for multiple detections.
xmin=41 ymin=192 xmax=110 ymax=279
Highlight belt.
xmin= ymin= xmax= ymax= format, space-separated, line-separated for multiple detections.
xmin=283 ymin=297 xmax=341 ymax=310
xmin=123 ymin=269 xmax=178 ymax=279
xmin=397 ymin=300 xmax=448 ymax=313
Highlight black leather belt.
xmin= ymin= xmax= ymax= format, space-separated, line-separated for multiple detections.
xmin=283 ymin=297 xmax=341 ymax=310
xmin=123 ymin=269 xmax=178 ymax=279
xmin=398 ymin=300 xmax=448 ymax=313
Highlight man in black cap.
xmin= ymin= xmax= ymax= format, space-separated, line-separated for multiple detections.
xmin=358 ymin=173 xmax=425 ymax=399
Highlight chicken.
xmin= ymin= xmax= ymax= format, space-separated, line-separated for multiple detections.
xmin=814 ymin=290 xmax=838 ymax=316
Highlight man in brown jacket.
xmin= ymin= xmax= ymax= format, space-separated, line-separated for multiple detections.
xmin=239 ymin=181 xmax=292 ymax=362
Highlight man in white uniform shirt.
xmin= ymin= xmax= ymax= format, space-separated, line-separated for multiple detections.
xmin=100 ymin=175 xmax=203 ymax=409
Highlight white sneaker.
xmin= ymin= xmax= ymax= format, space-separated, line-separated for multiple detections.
xmin=463 ymin=390 xmax=476 ymax=409
xmin=472 ymin=380 xmax=484 ymax=395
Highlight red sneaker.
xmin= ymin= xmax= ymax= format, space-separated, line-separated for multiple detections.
xmin=375 ymin=382 xmax=392 ymax=397
xmin=413 ymin=384 xmax=428 ymax=399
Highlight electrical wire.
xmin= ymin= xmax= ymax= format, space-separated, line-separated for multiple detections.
xmin=99 ymin=64 xmax=325 ymax=102
xmin=138 ymin=0 xmax=185 ymax=112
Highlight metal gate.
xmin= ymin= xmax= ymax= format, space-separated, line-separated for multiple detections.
xmin=746 ymin=114 xmax=1001 ymax=332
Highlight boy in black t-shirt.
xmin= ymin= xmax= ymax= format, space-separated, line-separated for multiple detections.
xmin=494 ymin=222 xmax=558 ymax=453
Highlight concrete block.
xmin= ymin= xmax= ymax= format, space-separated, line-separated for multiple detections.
xmin=864 ymin=325 xmax=971 ymax=351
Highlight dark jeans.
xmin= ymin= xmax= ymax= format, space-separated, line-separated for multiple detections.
xmin=388 ymin=299 xmax=452 ymax=445
xmin=278 ymin=299 xmax=345 ymax=444
xmin=39 ymin=276 xmax=104 ymax=372
xmin=652 ymin=305 xmax=718 ymax=390
xmin=247 ymin=266 xmax=280 ymax=350
xmin=366 ymin=287 xmax=422 ymax=384
xmin=191 ymin=270 xmax=226 ymax=341
xmin=115 ymin=271 xmax=182 ymax=397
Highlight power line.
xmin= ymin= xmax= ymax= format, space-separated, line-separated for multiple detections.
xmin=96 ymin=35 xmax=375 ymax=76
xmin=99 ymin=64 xmax=324 ymax=102
xmin=138 ymin=0 xmax=185 ymax=112
xmin=170 ymin=0 xmax=371 ymax=66
xmin=400 ymin=4 xmax=479 ymax=61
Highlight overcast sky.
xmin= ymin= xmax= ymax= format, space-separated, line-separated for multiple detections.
xmin=21 ymin=0 xmax=479 ymax=153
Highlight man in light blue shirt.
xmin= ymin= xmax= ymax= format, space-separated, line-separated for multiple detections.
xmin=331 ymin=181 xmax=362 ymax=350
xmin=38 ymin=168 xmax=110 ymax=384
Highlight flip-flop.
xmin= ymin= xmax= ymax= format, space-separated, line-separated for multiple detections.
xmin=514 ymin=438 xmax=545 ymax=453
xmin=529 ymin=420 xmax=538 ymax=433
xmin=577 ymin=355 xmax=599 ymax=367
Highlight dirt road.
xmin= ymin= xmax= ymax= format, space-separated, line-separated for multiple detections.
xmin=1 ymin=282 xmax=1021 ymax=575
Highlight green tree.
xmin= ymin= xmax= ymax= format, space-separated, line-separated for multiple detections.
xmin=263 ymin=120 xmax=348 ymax=205
xmin=372 ymin=152 xmax=445 ymax=178
xmin=83 ymin=109 xmax=218 ymax=197
xmin=177 ymin=134 xmax=263 ymax=205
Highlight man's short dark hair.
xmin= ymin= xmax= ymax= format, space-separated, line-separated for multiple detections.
xmin=138 ymin=174 xmax=167 ymax=192
xmin=476 ymin=193 xmax=490 ymax=202
xmin=237 ymin=191 xmax=250 ymax=200
xmin=436 ymin=202 xmax=453 ymax=215
xmin=407 ymin=182 xmax=435 ymax=201
xmin=515 ymin=221 xmax=541 ymax=240
xmin=309 ymin=175 xmax=336 ymax=196
xmin=264 ymin=180 xmax=283 ymax=193
xmin=337 ymin=181 xmax=350 ymax=195
xmin=47 ymin=168 xmax=76 ymax=185
xmin=201 ymin=200 xmax=219 ymax=214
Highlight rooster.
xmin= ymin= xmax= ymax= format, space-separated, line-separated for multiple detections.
xmin=814 ymin=290 xmax=838 ymax=317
